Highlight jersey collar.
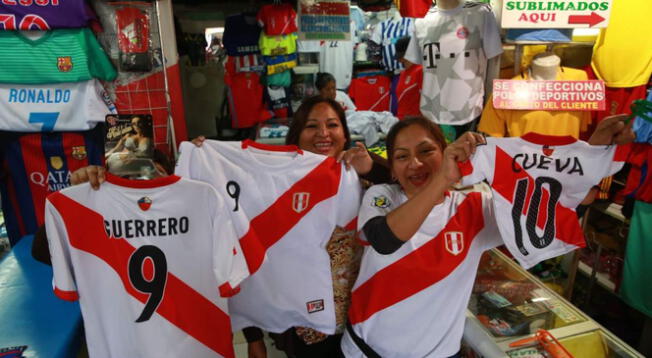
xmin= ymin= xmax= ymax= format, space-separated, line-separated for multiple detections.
xmin=241 ymin=139 xmax=303 ymax=154
xmin=105 ymin=173 xmax=181 ymax=188
xmin=520 ymin=133 xmax=577 ymax=146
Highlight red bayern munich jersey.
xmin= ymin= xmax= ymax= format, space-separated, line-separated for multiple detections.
xmin=46 ymin=174 xmax=249 ymax=358
xmin=176 ymin=140 xmax=361 ymax=334
xmin=459 ymin=133 xmax=630 ymax=268
xmin=349 ymin=75 xmax=391 ymax=112
xmin=256 ymin=3 xmax=297 ymax=35
xmin=342 ymin=184 xmax=500 ymax=357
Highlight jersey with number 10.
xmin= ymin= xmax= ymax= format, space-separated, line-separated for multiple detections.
xmin=45 ymin=174 xmax=249 ymax=358
xmin=459 ymin=133 xmax=629 ymax=268
xmin=175 ymin=140 xmax=361 ymax=334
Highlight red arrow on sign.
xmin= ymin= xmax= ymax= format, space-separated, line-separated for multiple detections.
xmin=568 ymin=12 xmax=605 ymax=27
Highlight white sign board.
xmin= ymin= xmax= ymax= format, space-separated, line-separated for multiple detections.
xmin=501 ymin=0 xmax=613 ymax=28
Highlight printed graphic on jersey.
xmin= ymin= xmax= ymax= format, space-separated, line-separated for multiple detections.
xmin=306 ymin=299 xmax=325 ymax=314
xmin=372 ymin=195 xmax=390 ymax=208
xmin=57 ymin=56 xmax=72 ymax=72
xmin=444 ymin=231 xmax=464 ymax=255
xmin=138 ymin=196 xmax=152 ymax=211
xmin=292 ymin=192 xmax=310 ymax=213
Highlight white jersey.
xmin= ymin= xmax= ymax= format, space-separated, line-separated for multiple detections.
xmin=336 ymin=90 xmax=357 ymax=111
xmin=370 ymin=17 xmax=415 ymax=72
xmin=404 ymin=2 xmax=502 ymax=125
xmin=175 ymin=140 xmax=362 ymax=334
xmin=0 ymin=79 xmax=115 ymax=132
xmin=45 ymin=174 xmax=249 ymax=358
xmin=320 ymin=40 xmax=354 ymax=90
xmin=459 ymin=133 xmax=629 ymax=269
xmin=342 ymin=184 xmax=500 ymax=358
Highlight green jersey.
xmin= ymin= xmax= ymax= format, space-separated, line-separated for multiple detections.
xmin=620 ymin=200 xmax=652 ymax=318
xmin=0 ymin=28 xmax=117 ymax=84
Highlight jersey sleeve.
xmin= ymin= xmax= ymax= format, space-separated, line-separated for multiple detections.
xmin=175 ymin=141 xmax=201 ymax=180
xmin=357 ymin=184 xmax=395 ymax=242
xmin=335 ymin=164 xmax=362 ymax=230
xmin=87 ymin=80 xmax=116 ymax=122
xmin=256 ymin=6 xmax=267 ymax=28
xmin=458 ymin=141 xmax=493 ymax=187
xmin=209 ymin=188 xmax=250 ymax=298
xmin=404 ymin=34 xmax=421 ymax=65
xmin=45 ymin=196 xmax=79 ymax=301
xmin=595 ymin=143 xmax=631 ymax=179
xmin=478 ymin=189 xmax=502 ymax=251
xmin=83 ymin=28 xmax=118 ymax=81
xmin=481 ymin=6 xmax=503 ymax=59
xmin=478 ymin=96 xmax=507 ymax=137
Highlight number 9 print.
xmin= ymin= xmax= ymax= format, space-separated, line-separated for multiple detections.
xmin=128 ymin=245 xmax=168 ymax=323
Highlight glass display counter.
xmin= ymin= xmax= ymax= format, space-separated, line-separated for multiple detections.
xmin=463 ymin=249 xmax=644 ymax=358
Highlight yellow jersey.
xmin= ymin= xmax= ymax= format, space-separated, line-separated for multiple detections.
xmin=591 ymin=0 xmax=652 ymax=87
xmin=259 ymin=33 xmax=297 ymax=56
xmin=479 ymin=67 xmax=591 ymax=138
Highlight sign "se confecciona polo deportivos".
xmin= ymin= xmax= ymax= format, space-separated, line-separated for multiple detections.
xmin=501 ymin=0 xmax=613 ymax=28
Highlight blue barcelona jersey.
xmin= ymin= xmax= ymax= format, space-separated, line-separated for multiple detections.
xmin=0 ymin=127 xmax=103 ymax=245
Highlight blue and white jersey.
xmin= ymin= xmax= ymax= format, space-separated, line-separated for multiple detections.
xmin=0 ymin=79 xmax=115 ymax=132
xmin=371 ymin=17 xmax=415 ymax=72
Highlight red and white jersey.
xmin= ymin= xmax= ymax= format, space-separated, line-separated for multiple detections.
xmin=256 ymin=3 xmax=297 ymax=35
xmin=396 ymin=64 xmax=423 ymax=120
xmin=349 ymin=75 xmax=391 ymax=112
xmin=0 ymin=79 xmax=115 ymax=132
xmin=176 ymin=140 xmax=362 ymax=334
xmin=343 ymin=184 xmax=500 ymax=357
xmin=45 ymin=174 xmax=248 ymax=358
xmin=459 ymin=133 xmax=630 ymax=269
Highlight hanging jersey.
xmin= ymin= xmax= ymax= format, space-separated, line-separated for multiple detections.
xmin=0 ymin=127 xmax=103 ymax=245
xmin=349 ymin=75 xmax=391 ymax=112
xmin=259 ymin=33 xmax=297 ymax=56
xmin=458 ymin=134 xmax=629 ymax=268
xmin=228 ymin=54 xmax=264 ymax=73
xmin=0 ymin=79 xmax=116 ymax=132
xmin=45 ymin=174 xmax=249 ymax=358
xmin=256 ymin=3 xmax=297 ymax=36
xmin=370 ymin=17 xmax=415 ymax=72
xmin=405 ymin=2 xmax=502 ymax=125
xmin=0 ymin=28 xmax=116 ymax=84
xmin=591 ymin=0 xmax=652 ymax=87
xmin=394 ymin=0 xmax=431 ymax=18
xmin=319 ymin=40 xmax=354 ymax=90
xmin=175 ymin=140 xmax=362 ymax=334
xmin=263 ymin=53 xmax=297 ymax=75
xmin=264 ymin=86 xmax=292 ymax=118
xmin=396 ymin=64 xmax=423 ymax=119
xmin=342 ymin=184 xmax=501 ymax=358
xmin=478 ymin=68 xmax=591 ymax=138
xmin=224 ymin=70 xmax=272 ymax=128
xmin=223 ymin=12 xmax=261 ymax=56
xmin=0 ymin=0 xmax=94 ymax=30
xmin=621 ymin=200 xmax=652 ymax=317
xmin=623 ymin=144 xmax=652 ymax=203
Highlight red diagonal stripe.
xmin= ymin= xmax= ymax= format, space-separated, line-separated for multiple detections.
xmin=49 ymin=192 xmax=235 ymax=358
xmin=239 ymin=158 xmax=342 ymax=273
xmin=492 ymin=147 xmax=583 ymax=247
xmin=348 ymin=193 xmax=484 ymax=325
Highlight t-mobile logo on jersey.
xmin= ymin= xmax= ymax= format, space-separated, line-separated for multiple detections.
xmin=422 ymin=42 xmax=441 ymax=69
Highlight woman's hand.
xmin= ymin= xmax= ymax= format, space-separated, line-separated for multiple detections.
xmin=337 ymin=142 xmax=373 ymax=175
xmin=438 ymin=132 xmax=485 ymax=185
xmin=70 ymin=165 xmax=106 ymax=190
xmin=588 ymin=114 xmax=636 ymax=146
xmin=247 ymin=340 xmax=267 ymax=358
xmin=191 ymin=135 xmax=206 ymax=147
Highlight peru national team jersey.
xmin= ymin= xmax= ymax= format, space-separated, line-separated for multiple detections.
xmin=175 ymin=140 xmax=362 ymax=334
xmin=0 ymin=0 xmax=94 ymax=30
xmin=343 ymin=184 xmax=500 ymax=358
xmin=224 ymin=70 xmax=272 ymax=129
xmin=0 ymin=79 xmax=116 ymax=132
xmin=45 ymin=174 xmax=249 ymax=358
xmin=349 ymin=75 xmax=391 ymax=112
xmin=0 ymin=28 xmax=117 ymax=84
xmin=396 ymin=64 xmax=423 ymax=119
xmin=0 ymin=127 xmax=103 ymax=245
xmin=459 ymin=134 xmax=629 ymax=268
xmin=405 ymin=2 xmax=502 ymax=125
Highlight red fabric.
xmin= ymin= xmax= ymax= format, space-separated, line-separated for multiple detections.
xmin=115 ymin=7 xmax=149 ymax=53
xmin=582 ymin=65 xmax=648 ymax=140
xmin=224 ymin=69 xmax=271 ymax=128
xmin=396 ymin=0 xmax=431 ymax=18
xmin=256 ymin=3 xmax=297 ymax=35
xmin=624 ymin=143 xmax=652 ymax=203
xmin=396 ymin=65 xmax=423 ymax=119
xmin=349 ymin=75 xmax=392 ymax=112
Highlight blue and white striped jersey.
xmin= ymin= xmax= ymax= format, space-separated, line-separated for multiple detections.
xmin=371 ymin=17 xmax=415 ymax=72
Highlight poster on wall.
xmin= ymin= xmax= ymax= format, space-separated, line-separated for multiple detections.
xmin=299 ymin=1 xmax=350 ymax=41
xmin=492 ymin=80 xmax=606 ymax=111
xmin=501 ymin=0 xmax=613 ymax=28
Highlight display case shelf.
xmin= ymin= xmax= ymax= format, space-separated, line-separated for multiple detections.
xmin=577 ymin=260 xmax=616 ymax=293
